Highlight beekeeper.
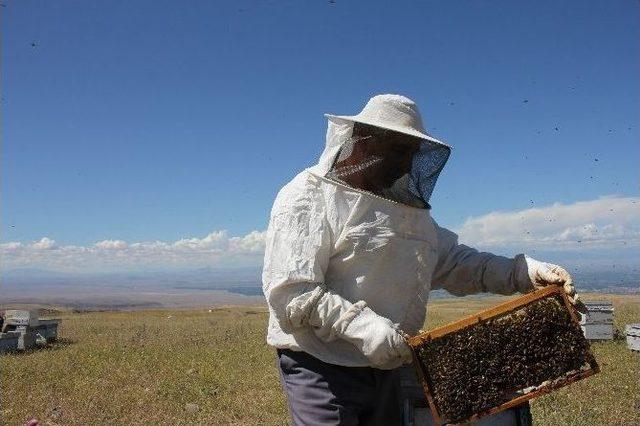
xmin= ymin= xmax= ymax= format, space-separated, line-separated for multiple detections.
xmin=262 ymin=94 xmax=579 ymax=425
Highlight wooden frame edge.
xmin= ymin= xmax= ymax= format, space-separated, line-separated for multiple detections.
xmin=407 ymin=285 xmax=599 ymax=424
xmin=410 ymin=348 xmax=443 ymax=426
xmin=408 ymin=286 xmax=564 ymax=347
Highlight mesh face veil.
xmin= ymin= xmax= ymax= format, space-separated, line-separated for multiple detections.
xmin=326 ymin=123 xmax=450 ymax=208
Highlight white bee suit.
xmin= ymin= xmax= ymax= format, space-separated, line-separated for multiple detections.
xmin=262 ymin=98 xmax=535 ymax=370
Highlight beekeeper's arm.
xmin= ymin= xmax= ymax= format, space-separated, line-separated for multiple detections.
xmin=430 ymin=220 xmax=578 ymax=301
xmin=262 ymin=195 xmax=411 ymax=369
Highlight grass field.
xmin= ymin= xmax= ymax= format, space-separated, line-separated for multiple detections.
xmin=1 ymin=294 xmax=639 ymax=425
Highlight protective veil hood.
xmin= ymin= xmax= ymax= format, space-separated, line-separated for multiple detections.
xmin=308 ymin=115 xmax=355 ymax=176
xmin=308 ymin=94 xmax=452 ymax=207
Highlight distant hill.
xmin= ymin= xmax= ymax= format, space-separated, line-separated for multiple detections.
xmin=1 ymin=264 xmax=637 ymax=309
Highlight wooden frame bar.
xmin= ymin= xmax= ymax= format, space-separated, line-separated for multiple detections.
xmin=407 ymin=286 xmax=599 ymax=425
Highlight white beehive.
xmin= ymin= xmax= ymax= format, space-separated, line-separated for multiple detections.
xmin=4 ymin=310 xmax=40 ymax=327
xmin=1 ymin=310 xmax=60 ymax=353
xmin=626 ymin=324 xmax=640 ymax=352
xmin=580 ymin=301 xmax=614 ymax=340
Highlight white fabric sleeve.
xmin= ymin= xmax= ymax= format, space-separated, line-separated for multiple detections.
xmin=287 ymin=289 xmax=411 ymax=368
xmin=261 ymin=182 xmax=333 ymax=334
xmin=431 ymin=220 xmax=535 ymax=296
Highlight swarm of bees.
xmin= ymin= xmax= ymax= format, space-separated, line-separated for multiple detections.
xmin=416 ymin=295 xmax=596 ymax=424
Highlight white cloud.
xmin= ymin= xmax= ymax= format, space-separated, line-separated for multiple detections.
xmin=1 ymin=230 xmax=267 ymax=272
xmin=230 ymin=231 xmax=267 ymax=254
xmin=32 ymin=237 xmax=57 ymax=250
xmin=94 ymin=240 xmax=128 ymax=250
xmin=455 ymin=196 xmax=640 ymax=251
xmin=1 ymin=242 xmax=22 ymax=251
xmin=2 ymin=196 xmax=637 ymax=273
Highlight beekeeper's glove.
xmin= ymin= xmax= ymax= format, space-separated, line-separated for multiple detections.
xmin=523 ymin=255 xmax=583 ymax=309
xmin=335 ymin=303 xmax=414 ymax=369
xmin=284 ymin=285 xmax=414 ymax=369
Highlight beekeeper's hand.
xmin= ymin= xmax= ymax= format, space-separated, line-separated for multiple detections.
xmin=524 ymin=255 xmax=582 ymax=307
xmin=339 ymin=305 xmax=413 ymax=369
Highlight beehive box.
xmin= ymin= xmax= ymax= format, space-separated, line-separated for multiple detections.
xmin=581 ymin=302 xmax=614 ymax=324
xmin=626 ymin=324 xmax=640 ymax=352
xmin=17 ymin=331 xmax=38 ymax=350
xmin=580 ymin=301 xmax=614 ymax=340
xmin=3 ymin=310 xmax=40 ymax=327
xmin=35 ymin=319 xmax=61 ymax=342
xmin=407 ymin=286 xmax=598 ymax=425
xmin=0 ymin=332 xmax=20 ymax=353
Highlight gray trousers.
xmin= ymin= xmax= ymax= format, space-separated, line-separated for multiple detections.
xmin=277 ymin=349 xmax=532 ymax=426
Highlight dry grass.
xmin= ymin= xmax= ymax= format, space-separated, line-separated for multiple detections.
xmin=1 ymin=294 xmax=638 ymax=425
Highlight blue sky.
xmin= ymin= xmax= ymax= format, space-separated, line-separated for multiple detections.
xmin=2 ymin=1 xmax=639 ymax=272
